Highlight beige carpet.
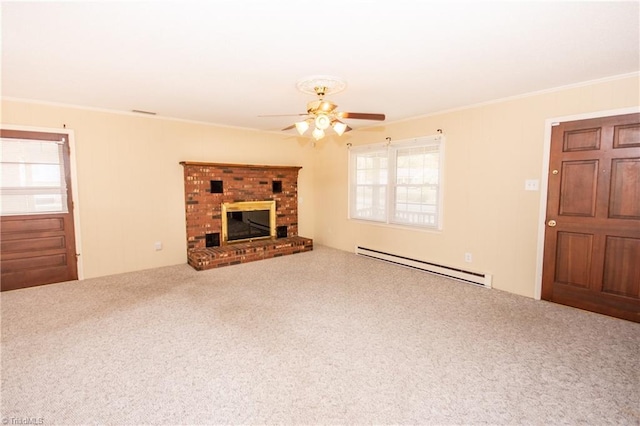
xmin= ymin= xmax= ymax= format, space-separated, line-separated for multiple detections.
xmin=1 ymin=245 xmax=639 ymax=425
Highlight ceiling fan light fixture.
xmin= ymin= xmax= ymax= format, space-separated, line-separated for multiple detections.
xmin=314 ymin=114 xmax=331 ymax=130
xmin=333 ymin=121 xmax=347 ymax=136
xmin=312 ymin=127 xmax=325 ymax=140
xmin=295 ymin=121 xmax=309 ymax=135
xmin=273 ymin=75 xmax=384 ymax=142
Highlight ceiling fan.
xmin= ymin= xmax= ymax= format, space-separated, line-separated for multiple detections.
xmin=262 ymin=76 xmax=386 ymax=141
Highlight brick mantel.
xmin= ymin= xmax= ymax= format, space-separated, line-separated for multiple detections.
xmin=180 ymin=161 xmax=312 ymax=269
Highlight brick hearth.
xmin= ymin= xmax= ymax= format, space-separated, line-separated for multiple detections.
xmin=187 ymin=236 xmax=313 ymax=270
xmin=180 ymin=162 xmax=313 ymax=270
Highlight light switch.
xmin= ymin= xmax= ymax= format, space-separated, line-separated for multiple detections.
xmin=525 ymin=179 xmax=539 ymax=191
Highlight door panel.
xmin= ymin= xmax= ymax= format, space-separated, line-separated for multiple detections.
xmin=614 ymin=123 xmax=640 ymax=148
xmin=1 ymin=216 xmax=64 ymax=232
xmin=602 ymin=237 xmax=640 ymax=298
xmin=559 ymin=160 xmax=598 ymax=216
xmin=0 ymin=130 xmax=77 ymax=291
xmin=608 ymin=158 xmax=640 ymax=219
xmin=563 ymin=127 xmax=601 ymax=151
xmin=554 ymin=232 xmax=593 ymax=288
xmin=1 ymin=235 xmax=66 ymax=252
xmin=542 ymin=113 xmax=640 ymax=322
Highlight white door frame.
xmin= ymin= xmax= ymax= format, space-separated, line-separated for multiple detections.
xmin=534 ymin=106 xmax=640 ymax=300
xmin=1 ymin=124 xmax=84 ymax=280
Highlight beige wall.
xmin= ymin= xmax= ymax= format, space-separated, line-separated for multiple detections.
xmin=1 ymin=101 xmax=316 ymax=279
xmin=311 ymin=75 xmax=639 ymax=298
xmin=2 ymin=74 xmax=638 ymax=298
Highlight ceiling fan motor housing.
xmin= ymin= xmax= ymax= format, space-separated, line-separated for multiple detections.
xmin=307 ymin=100 xmax=338 ymax=114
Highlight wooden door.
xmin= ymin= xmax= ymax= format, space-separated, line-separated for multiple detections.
xmin=542 ymin=113 xmax=640 ymax=322
xmin=1 ymin=129 xmax=78 ymax=291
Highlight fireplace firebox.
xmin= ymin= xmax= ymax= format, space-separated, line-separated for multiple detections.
xmin=221 ymin=201 xmax=276 ymax=244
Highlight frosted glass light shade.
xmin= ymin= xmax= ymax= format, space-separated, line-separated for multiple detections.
xmin=295 ymin=121 xmax=309 ymax=135
xmin=312 ymin=128 xmax=325 ymax=140
xmin=333 ymin=121 xmax=347 ymax=136
xmin=314 ymin=114 xmax=331 ymax=130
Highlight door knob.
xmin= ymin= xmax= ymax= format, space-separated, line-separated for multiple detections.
xmin=548 ymin=220 xmax=557 ymax=227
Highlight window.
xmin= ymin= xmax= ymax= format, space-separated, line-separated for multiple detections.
xmin=349 ymin=134 xmax=443 ymax=229
xmin=1 ymin=137 xmax=69 ymax=215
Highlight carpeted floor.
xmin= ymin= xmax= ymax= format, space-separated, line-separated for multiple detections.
xmin=1 ymin=245 xmax=639 ymax=425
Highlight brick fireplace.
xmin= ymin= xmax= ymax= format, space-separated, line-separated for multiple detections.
xmin=180 ymin=162 xmax=313 ymax=270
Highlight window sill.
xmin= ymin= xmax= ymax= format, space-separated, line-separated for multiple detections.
xmin=348 ymin=217 xmax=443 ymax=234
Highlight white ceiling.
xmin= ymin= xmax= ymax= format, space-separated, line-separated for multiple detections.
xmin=2 ymin=1 xmax=639 ymax=133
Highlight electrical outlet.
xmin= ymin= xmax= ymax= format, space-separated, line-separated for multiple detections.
xmin=464 ymin=252 xmax=472 ymax=263
xmin=154 ymin=241 xmax=163 ymax=251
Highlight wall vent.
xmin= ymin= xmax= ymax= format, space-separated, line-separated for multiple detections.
xmin=355 ymin=246 xmax=492 ymax=287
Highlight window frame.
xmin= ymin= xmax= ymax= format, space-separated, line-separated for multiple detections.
xmin=348 ymin=134 xmax=445 ymax=231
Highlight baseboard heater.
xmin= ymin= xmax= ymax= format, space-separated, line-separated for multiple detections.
xmin=355 ymin=246 xmax=492 ymax=288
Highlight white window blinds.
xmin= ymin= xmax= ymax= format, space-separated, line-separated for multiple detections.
xmin=0 ymin=138 xmax=68 ymax=215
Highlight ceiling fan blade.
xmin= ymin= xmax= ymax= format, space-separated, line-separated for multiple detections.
xmin=281 ymin=124 xmax=296 ymax=131
xmin=259 ymin=113 xmax=308 ymax=117
xmin=337 ymin=112 xmax=386 ymax=121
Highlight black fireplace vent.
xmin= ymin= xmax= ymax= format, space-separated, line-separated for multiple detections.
xmin=206 ymin=233 xmax=220 ymax=247
xmin=210 ymin=180 xmax=223 ymax=193
xmin=276 ymin=225 xmax=288 ymax=239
